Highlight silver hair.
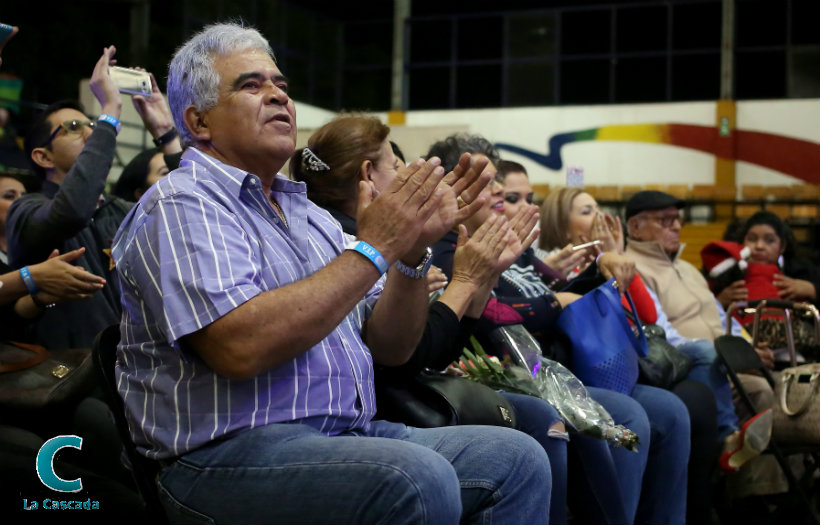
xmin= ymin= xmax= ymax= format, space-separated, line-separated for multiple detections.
xmin=167 ymin=22 xmax=275 ymax=147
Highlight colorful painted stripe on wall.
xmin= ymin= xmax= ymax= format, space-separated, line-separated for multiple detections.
xmin=496 ymin=124 xmax=820 ymax=184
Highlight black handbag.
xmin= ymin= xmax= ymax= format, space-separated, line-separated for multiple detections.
xmin=0 ymin=341 xmax=96 ymax=411
xmin=376 ymin=369 xmax=517 ymax=429
xmin=624 ymin=310 xmax=693 ymax=389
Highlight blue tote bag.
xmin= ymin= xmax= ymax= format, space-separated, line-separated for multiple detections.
xmin=556 ymin=278 xmax=648 ymax=395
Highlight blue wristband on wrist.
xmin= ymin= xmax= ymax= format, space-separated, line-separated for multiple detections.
xmin=346 ymin=240 xmax=389 ymax=275
xmin=19 ymin=266 xmax=39 ymax=295
xmin=98 ymin=113 xmax=122 ymax=134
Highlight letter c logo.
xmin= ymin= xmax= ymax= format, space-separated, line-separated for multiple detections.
xmin=36 ymin=435 xmax=83 ymax=493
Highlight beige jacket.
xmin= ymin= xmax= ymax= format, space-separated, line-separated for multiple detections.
xmin=626 ymin=239 xmax=724 ymax=341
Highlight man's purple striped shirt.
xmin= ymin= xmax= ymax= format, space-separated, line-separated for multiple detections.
xmin=112 ymin=148 xmax=382 ymax=460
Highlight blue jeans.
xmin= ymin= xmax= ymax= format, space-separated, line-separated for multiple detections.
xmin=587 ymin=386 xmax=650 ymax=524
xmin=630 ymin=384 xmax=690 ymax=525
xmin=677 ymin=338 xmax=739 ymax=441
xmin=590 ymin=385 xmax=690 ymax=525
xmin=157 ymin=420 xmax=551 ymax=524
xmin=499 ymin=392 xmax=568 ymax=524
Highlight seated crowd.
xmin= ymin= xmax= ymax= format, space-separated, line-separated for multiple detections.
xmin=0 ymin=22 xmax=817 ymax=525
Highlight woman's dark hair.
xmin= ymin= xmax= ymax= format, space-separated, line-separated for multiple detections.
xmin=425 ymin=133 xmax=501 ymax=173
xmin=290 ymin=114 xmax=390 ymax=210
xmin=24 ymin=100 xmax=86 ymax=180
xmin=390 ymin=141 xmax=405 ymax=164
xmin=112 ymin=148 xmax=160 ymax=201
xmin=738 ymin=210 xmax=796 ymax=259
xmin=495 ymin=160 xmax=527 ymax=184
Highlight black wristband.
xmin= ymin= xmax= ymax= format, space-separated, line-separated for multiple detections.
xmin=30 ymin=294 xmax=56 ymax=310
xmin=153 ymin=127 xmax=178 ymax=147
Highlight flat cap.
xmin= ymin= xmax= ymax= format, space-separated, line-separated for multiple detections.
xmin=625 ymin=190 xmax=685 ymax=221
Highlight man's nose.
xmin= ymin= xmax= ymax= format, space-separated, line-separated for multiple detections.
xmin=266 ymin=84 xmax=289 ymax=104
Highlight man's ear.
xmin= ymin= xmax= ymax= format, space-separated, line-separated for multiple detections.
xmin=30 ymin=147 xmax=55 ymax=171
xmin=183 ymin=106 xmax=210 ymax=142
xmin=626 ymin=216 xmax=640 ymax=240
xmin=360 ymin=159 xmax=373 ymax=182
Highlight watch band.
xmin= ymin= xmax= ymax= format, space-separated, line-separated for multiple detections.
xmin=153 ymin=127 xmax=178 ymax=147
xmin=394 ymin=247 xmax=433 ymax=279
xmin=30 ymin=294 xmax=56 ymax=310
xmin=98 ymin=114 xmax=122 ymax=134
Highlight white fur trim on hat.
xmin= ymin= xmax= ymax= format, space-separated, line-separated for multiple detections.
xmin=709 ymin=257 xmax=738 ymax=277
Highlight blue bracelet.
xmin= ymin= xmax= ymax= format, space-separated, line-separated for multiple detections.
xmin=19 ymin=266 xmax=39 ymax=295
xmin=98 ymin=113 xmax=122 ymax=134
xmin=346 ymin=240 xmax=389 ymax=275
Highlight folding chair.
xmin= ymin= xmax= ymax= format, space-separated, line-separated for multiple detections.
xmin=92 ymin=324 xmax=168 ymax=523
xmin=714 ymin=333 xmax=820 ymax=524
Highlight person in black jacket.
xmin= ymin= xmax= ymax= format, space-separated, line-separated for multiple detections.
xmin=7 ymin=46 xmax=176 ymax=349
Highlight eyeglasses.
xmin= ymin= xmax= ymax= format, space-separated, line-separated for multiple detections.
xmin=504 ymin=192 xmax=534 ymax=205
xmin=647 ymin=212 xmax=685 ymax=228
xmin=41 ymin=119 xmax=96 ymax=147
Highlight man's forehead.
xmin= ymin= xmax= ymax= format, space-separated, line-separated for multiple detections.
xmin=214 ymin=49 xmax=279 ymax=76
xmin=48 ymin=107 xmax=86 ymax=125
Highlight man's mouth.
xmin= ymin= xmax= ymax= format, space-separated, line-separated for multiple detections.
xmin=269 ymin=113 xmax=292 ymax=126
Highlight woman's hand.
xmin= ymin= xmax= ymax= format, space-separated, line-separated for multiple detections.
xmin=555 ymin=292 xmax=582 ymax=308
xmin=716 ymin=280 xmax=748 ymax=310
xmin=542 ymin=242 xmax=594 ymax=278
xmin=426 ymin=265 xmax=449 ymax=293
xmin=451 ymin=216 xmax=510 ymax=287
xmin=597 ymin=252 xmax=636 ymax=293
xmin=774 ymin=274 xmax=817 ymax=301
xmin=27 ymin=248 xmax=106 ymax=305
xmin=589 ymin=212 xmax=624 ymax=254
xmin=754 ymin=341 xmax=775 ymax=370
xmin=495 ymin=204 xmax=539 ymax=273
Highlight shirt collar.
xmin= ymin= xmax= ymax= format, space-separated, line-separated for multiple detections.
xmin=184 ymin=147 xmax=307 ymax=198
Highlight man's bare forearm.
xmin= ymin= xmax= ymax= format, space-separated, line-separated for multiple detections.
xmin=183 ymin=251 xmax=383 ymax=380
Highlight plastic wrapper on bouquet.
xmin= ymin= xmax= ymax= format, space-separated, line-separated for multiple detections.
xmin=456 ymin=325 xmax=640 ymax=452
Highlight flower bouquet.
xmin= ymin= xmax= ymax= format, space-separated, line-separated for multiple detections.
xmin=454 ymin=337 xmax=640 ymax=452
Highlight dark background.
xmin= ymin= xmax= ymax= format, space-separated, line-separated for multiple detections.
xmin=1 ymin=0 xmax=818 ymax=124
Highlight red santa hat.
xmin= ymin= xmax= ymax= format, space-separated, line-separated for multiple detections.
xmin=701 ymin=241 xmax=751 ymax=278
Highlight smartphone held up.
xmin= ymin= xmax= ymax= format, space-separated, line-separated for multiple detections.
xmin=109 ymin=66 xmax=152 ymax=97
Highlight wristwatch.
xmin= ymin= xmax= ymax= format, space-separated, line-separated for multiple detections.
xmin=153 ymin=127 xmax=178 ymax=147
xmin=394 ymin=247 xmax=433 ymax=279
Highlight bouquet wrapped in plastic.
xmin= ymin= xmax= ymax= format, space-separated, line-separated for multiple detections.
xmin=455 ymin=327 xmax=640 ymax=451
